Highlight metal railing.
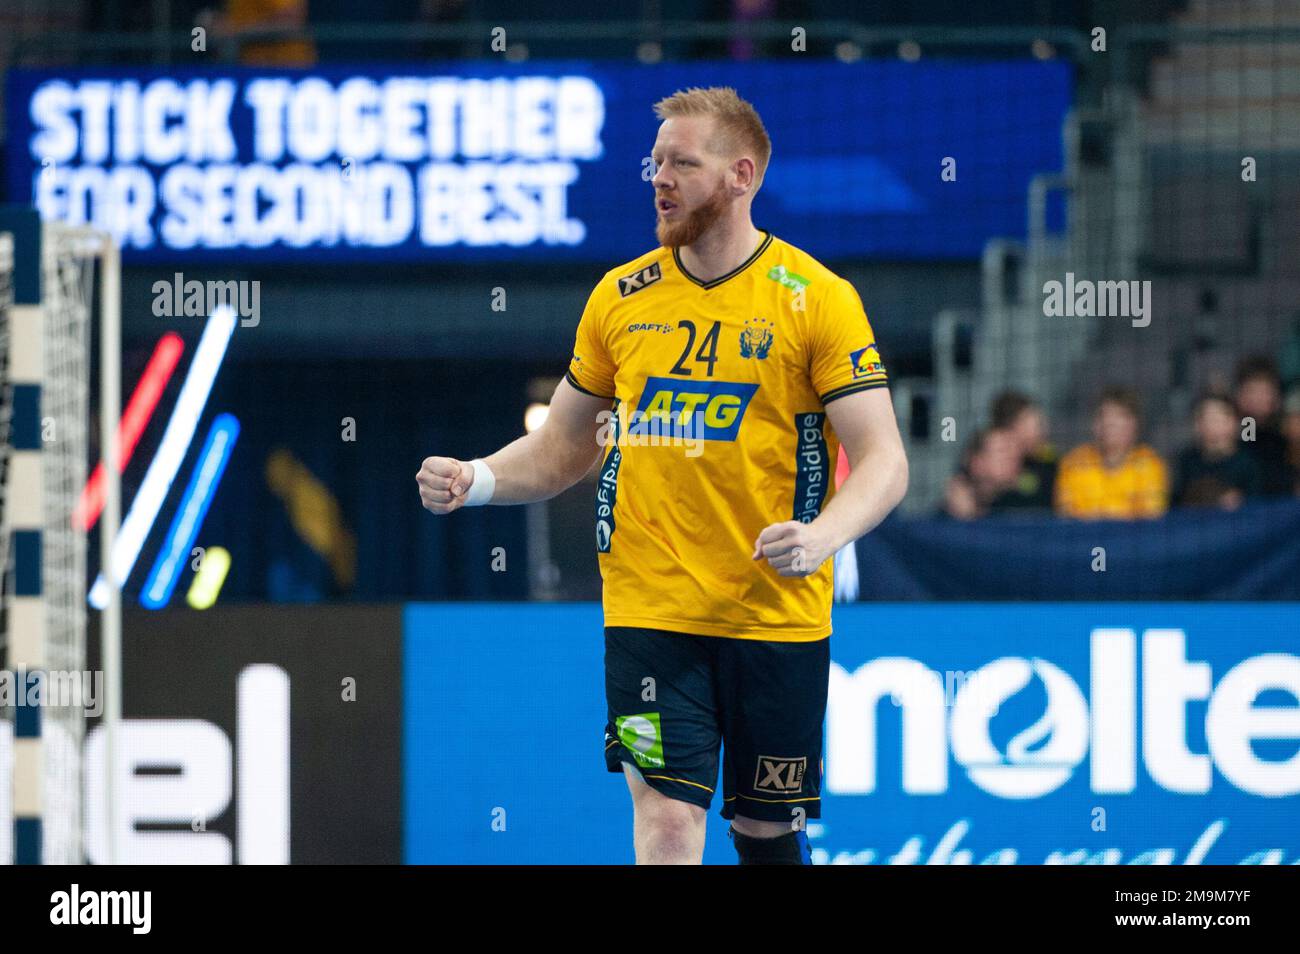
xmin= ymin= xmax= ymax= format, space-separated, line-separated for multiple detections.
xmin=8 ymin=21 xmax=1093 ymax=66
xmin=10 ymin=19 xmax=1300 ymax=70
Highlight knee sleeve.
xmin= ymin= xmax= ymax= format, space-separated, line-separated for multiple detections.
xmin=728 ymin=826 xmax=811 ymax=865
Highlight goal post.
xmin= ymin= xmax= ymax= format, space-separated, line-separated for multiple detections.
xmin=0 ymin=207 xmax=121 ymax=865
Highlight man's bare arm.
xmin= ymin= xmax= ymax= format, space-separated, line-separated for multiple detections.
xmin=815 ymin=386 xmax=909 ymax=549
xmin=481 ymin=379 xmax=612 ymax=504
xmin=752 ymin=387 xmax=908 ymax=575
xmin=417 ymin=378 xmax=611 ymax=514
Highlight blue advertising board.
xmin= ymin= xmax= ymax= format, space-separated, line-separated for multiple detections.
xmin=404 ymin=602 xmax=1300 ymax=864
xmin=5 ymin=60 xmax=1070 ymax=264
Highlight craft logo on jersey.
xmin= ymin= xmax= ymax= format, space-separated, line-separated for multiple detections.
xmin=739 ymin=316 xmax=775 ymax=360
xmin=626 ymin=377 xmax=760 ymax=442
xmin=850 ymin=343 xmax=884 ymax=379
xmin=618 ymin=261 xmax=663 ymax=297
xmin=755 ymin=755 xmax=806 ymax=793
xmin=626 ymin=321 xmax=674 ymax=335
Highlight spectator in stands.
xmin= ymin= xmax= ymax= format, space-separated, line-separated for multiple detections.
xmin=199 ymin=0 xmax=316 ymax=65
xmin=1234 ymin=356 xmax=1297 ymax=497
xmin=988 ymin=390 xmax=1058 ymax=511
xmin=1172 ymin=392 xmax=1261 ymax=509
xmin=417 ymin=0 xmax=467 ymax=61
xmin=1055 ymin=387 xmax=1168 ymax=520
xmin=941 ymin=427 xmax=1021 ymax=520
xmin=1279 ymin=314 xmax=1300 ymax=396
xmin=1282 ymin=387 xmax=1300 ymax=496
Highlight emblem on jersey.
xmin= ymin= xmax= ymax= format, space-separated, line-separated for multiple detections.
xmin=754 ymin=755 xmax=806 ymax=794
xmin=849 ymin=343 xmax=885 ymax=379
xmin=627 ymin=377 xmax=759 ymax=442
xmin=618 ymin=261 xmax=663 ymax=297
xmin=739 ymin=316 xmax=775 ymax=360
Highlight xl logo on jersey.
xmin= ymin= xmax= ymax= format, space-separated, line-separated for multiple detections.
xmin=626 ymin=377 xmax=759 ymax=442
xmin=618 ymin=261 xmax=663 ymax=297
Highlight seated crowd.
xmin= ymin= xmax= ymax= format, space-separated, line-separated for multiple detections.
xmin=942 ymin=356 xmax=1300 ymax=520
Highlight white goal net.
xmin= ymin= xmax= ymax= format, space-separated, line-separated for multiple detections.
xmin=1 ymin=220 xmax=108 ymax=865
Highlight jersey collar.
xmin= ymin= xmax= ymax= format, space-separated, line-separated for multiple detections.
xmin=672 ymin=229 xmax=774 ymax=289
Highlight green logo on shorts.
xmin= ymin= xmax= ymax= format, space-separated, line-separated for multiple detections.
xmin=616 ymin=713 xmax=665 ymax=768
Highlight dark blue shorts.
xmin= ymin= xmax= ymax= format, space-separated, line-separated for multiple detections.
xmin=603 ymin=625 xmax=830 ymax=823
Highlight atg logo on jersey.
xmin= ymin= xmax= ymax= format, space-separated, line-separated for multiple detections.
xmin=850 ymin=343 xmax=884 ymax=379
xmin=626 ymin=377 xmax=759 ymax=442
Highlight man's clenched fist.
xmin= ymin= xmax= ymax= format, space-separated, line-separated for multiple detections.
xmin=416 ymin=456 xmax=475 ymax=514
xmin=751 ymin=520 xmax=834 ymax=577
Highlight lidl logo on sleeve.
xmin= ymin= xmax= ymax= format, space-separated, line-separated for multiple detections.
xmin=615 ymin=713 xmax=665 ymax=768
xmin=849 ymin=343 xmax=885 ymax=380
xmin=626 ymin=377 xmax=759 ymax=442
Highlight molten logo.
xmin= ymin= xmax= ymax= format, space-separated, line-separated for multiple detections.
xmin=950 ymin=658 xmax=1087 ymax=798
xmin=826 ymin=628 xmax=1300 ymax=799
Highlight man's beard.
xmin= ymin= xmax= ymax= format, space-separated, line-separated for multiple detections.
xmin=656 ymin=179 xmax=730 ymax=249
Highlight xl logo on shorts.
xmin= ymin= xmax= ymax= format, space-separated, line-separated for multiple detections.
xmin=755 ymin=755 xmax=806 ymax=794
xmin=616 ymin=713 xmax=665 ymax=768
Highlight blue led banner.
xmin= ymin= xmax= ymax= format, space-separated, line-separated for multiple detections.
xmin=404 ymin=603 xmax=1300 ymax=864
xmin=5 ymin=60 xmax=1070 ymax=264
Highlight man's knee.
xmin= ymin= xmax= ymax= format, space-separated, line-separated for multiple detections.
xmin=729 ymin=814 xmax=811 ymax=865
xmin=641 ymin=796 xmax=704 ymax=844
xmin=731 ymin=815 xmax=792 ymax=839
xmin=636 ymin=778 xmax=703 ymax=829
xmin=624 ymin=765 xmax=706 ymax=860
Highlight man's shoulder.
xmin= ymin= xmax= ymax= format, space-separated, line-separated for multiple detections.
xmin=593 ymin=247 xmax=675 ymax=302
xmin=764 ymin=235 xmax=846 ymax=297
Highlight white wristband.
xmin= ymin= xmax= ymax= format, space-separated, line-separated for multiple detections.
xmin=462 ymin=458 xmax=496 ymax=506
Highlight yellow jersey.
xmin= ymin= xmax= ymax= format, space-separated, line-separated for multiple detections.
xmin=565 ymin=229 xmax=888 ymax=642
xmin=1054 ymin=443 xmax=1169 ymax=519
xmin=227 ymin=0 xmax=316 ymax=65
